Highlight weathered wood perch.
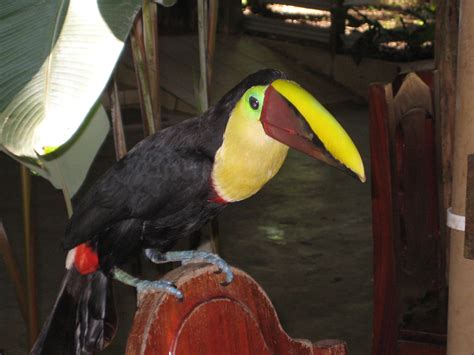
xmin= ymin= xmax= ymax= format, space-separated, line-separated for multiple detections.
xmin=126 ymin=263 xmax=348 ymax=355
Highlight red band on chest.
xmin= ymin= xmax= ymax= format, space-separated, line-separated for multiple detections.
xmin=74 ymin=243 xmax=99 ymax=275
xmin=209 ymin=195 xmax=229 ymax=204
xmin=208 ymin=178 xmax=229 ymax=205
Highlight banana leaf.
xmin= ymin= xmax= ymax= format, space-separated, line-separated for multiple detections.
xmin=0 ymin=0 xmax=141 ymax=196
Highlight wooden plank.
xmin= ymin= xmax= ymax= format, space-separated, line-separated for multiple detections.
xmin=243 ymin=15 xmax=330 ymax=44
xmin=369 ymin=82 xmax=399 ymax=355
xmin=142 ymin=0 xmax=161 ymax=131
xmin=207 ymin=0 xmax=218 ymax=86
xmin=21 ymin=166 xmax=39 ymax=347
xmin=197 ymin=0 xmax=209 ymax=111
xmin=109 ymin=77 xmax=128 ymax=160
xmin=256 ymin=0 xmax=334 ymax=11
xmin=131 ymin=13 xmax=155 ymax=136
xmin=434 ymin=0 xmax=459 ymax=236
xmin=221 ymin=0 xmax=242 ymax=35
xmin=464 ymin=154 xmax=474 ymax=259
xmin=330 ymin=0 xmax=345 ymax=54
xmin=391 ymin=73 xmax=445 ymax=307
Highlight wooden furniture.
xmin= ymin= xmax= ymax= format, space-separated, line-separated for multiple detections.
xmin=369 ymin=72 xmax=447 ymax=355
xmin=127 ymin=263 xmax=348 ymax=355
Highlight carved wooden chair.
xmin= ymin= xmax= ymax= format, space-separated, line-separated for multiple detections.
xmin=369 ymin=72 xmax=447 ymax=355
xmin=126 ymin=263 xmax=348 ymax=355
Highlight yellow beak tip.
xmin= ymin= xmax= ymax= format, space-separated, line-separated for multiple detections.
xmin=349 ymin=159 xmax=365 ymax=183
xmin=355 ymin=162 xmax=366 ymax=183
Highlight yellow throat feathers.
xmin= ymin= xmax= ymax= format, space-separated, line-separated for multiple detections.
xmin=211 ymin=90 xmax=289 ymax=202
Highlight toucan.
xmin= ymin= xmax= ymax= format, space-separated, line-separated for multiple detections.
xmin=31 ymin=69 xmax=365 ymax=354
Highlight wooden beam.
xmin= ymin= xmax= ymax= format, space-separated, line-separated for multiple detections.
xmin=197 ymin=0 xmax=209 ymax=112
xmin=434 ymin=0 xmax=459 ymax=261
xmin=109 ymin=76 xmax=128 ymax=161
xmin=221 ymin=0 xmax=242 ymax=35
xmin=207 ymin=0 xmax=218 ymax=91
xmin=447 ymin=0 xmax=474 ymax=352
xmin=21 ymin=166 xmax=39 ymax=347
xmin=143 ymin=0 xmax=161 ymax=131
xmin=131 ymin=12 xmax=155 ymax=136
xmin=465 ymin=155 xmax=474 ymax=259
xmin=330 ymin=0 xmax=345 ymax=55
xmin=369 ymin=83 xmax=399 ymax=355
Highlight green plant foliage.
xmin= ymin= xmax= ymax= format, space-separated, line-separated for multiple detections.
xmin=0 ymin=0 xmax=141 ymax=196
xmin=348 ymin=4 xmax=435 ymax=62
xmin=37 ymin=105 xmax=110 ymax=199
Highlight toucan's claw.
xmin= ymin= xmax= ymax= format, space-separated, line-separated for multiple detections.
xmin=112 ymin=267 xmax=183 ymax=300
xmin=144 ymin=249 xmax=234 ymax=286
xmin=136 ymin=279 xmax=184 ymax=300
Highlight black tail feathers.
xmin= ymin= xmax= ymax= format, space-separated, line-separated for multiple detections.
xmin=30 ymin=268 xmax=117 ymax=355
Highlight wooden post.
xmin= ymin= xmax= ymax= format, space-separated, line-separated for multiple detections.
xmin=197 ymin=0 xmax=209 ymax=112
xmin=434 ymin=0 xmax=459 ymax=261
xmin=207 ymin=0 xmax=218 ymax=90
xmin=109 ymin=76 xmax=128 ymax=161
xmin=21 ymin=166 xmax=39 ymax=346
xmin=330 ymin=0 xmax=345 ymax=55
xmin=142 ymin=0 xmax=161 ymax=131
xmin=131 ymin=2 xmax=161 ymax=137
xmin=221 ymin=0 xmax=242 ymax=35
xmin=369 ymin=83 xmax=398 ymax=355
xmin=465 ymin=155 xmax=474 ymax=258
xmin=131 ymin=13 xmax=155 ymax=136
xmin=447 ymin=0 xmax=474 ymax=352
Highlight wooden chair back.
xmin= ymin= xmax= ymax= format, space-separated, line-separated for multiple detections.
xmin=126 ymin=263 xmax=348 ymax=355
xmin=369 ymin=72 xmax=447 ymax=355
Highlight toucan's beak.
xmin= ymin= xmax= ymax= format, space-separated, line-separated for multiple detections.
xmin=261 ymin=79 xmax=365 ymax=182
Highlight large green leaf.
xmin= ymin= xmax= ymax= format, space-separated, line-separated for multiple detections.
xmin=0 ymin=0 xmax=140 ymax=161
xmin=39 ymin=104 xmax=110 ymax=198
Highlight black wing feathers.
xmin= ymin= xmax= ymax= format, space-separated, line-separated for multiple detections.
xmin=64 ymin=118 xmax=213 ymax=249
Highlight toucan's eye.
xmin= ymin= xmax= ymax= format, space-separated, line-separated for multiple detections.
xmin=249 ymin=96 xmax=259 ymax=110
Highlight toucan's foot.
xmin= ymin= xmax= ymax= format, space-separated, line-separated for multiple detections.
xmin=144 ymin=249 xmax=234 ymax=285
xmin=112 ymin=267 xmax=183 ymax=300
xmin=135 ymin=279 xmax=183 ymax=300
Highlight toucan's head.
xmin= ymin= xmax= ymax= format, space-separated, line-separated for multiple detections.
xmin=211 ymin=69 xmax=365 ymax=203
xmin=215 ymin=69 xmax=365 ymax=186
